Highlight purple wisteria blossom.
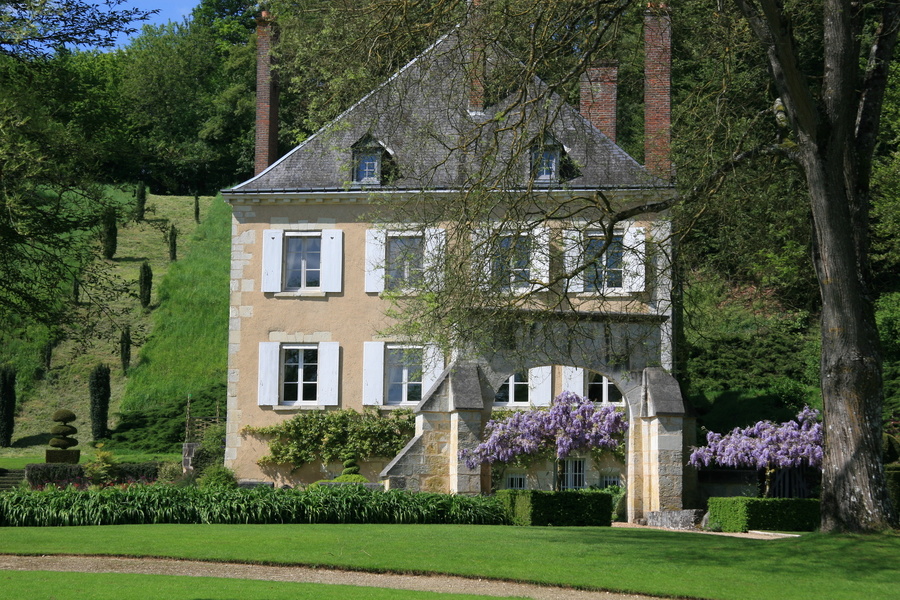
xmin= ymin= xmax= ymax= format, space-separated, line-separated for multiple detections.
xmin=689 ymin=406 xmax=824 ymax=471
xmin=459 ymin=391 xmax=628 ymax=469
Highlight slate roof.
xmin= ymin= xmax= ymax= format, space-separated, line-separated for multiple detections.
xmin=225 ymin=29 xmax=669 ymax=195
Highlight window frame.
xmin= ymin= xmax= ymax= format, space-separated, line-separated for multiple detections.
xmin=561 ymin=366 xmax=625 ymax=406
xmin=385 ymin=344 xmax=424 ymax=405
xmin=261 ymin=229 xmax=343 ymax=294
xmin=353 ymin=146 xmax=383 ymax=184
xmin=257 ymin=341 xmax=339 ymax=407
xmin=280 ymin=344 xmax=319 ymax=405
xmin=582 ymin=231 xmax=625 ymax=292
xmin=474 ymin=226 xmax=549 ymax=294
xmin=283 ymin=232 xmax=322 ymax=292
xmin=362 ymin=341 xmax=444 ymax=406
xmin=560 ymin=458 xmax=587 ymax=490
xmin=492 ymin=366 xmax=552 ymax=407
xmin=532 ymin=144 xmax=561 ymax=183
xmin=563 ymin=224 xmax=645 ymax=295
xmin=365 ymin=227 xmax=445 ymax=294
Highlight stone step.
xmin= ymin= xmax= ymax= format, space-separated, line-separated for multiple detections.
xmin=0 ymin=469 xmax=26 ymax=491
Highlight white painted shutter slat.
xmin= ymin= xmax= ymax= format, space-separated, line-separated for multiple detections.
xmin=422 ymin=343 xmax=444 ymax=396
xmin=365 ymin=229 xmax=386 ymax=293
xmin=321 ymin=229 xmax=343 ymax=293
xmin=261 ymin=230 xmax=284 ymax=293
xmin=561 ymin=366 xmax=584 ymax=395
xmin=562 ymin=229 xmax=583 ymax=293
xmin=531 ymin=225 xmax=550 ymax=288
xmin=258 ymin=342 xmax=281 ymax=406
xmin=317 ymin=342 xmax=340 ymax=406
xmin=529 ymin=366 xmax=553 ymax=406
xmin=362 ymin=341 xmax=385 ymax=406
xmin=623 ymin=225 xmax=645 ymax=293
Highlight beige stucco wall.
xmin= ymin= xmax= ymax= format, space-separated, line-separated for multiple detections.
xmin=224 ymin=194 xmax=668 ymax=488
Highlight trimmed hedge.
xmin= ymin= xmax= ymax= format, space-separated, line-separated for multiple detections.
xmin=24 ymin=462 xmax=159 ymax=488
xmin=0 ymin=485 xmax=509 ymax=527
xmin=496 ymin=489 xmax=613 ymax=526
xmin=707 ymin=496 xmax=819 ymax=532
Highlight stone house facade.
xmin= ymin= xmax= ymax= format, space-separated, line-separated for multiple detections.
xmin=223 ymin=9 xmax=694 ymax=522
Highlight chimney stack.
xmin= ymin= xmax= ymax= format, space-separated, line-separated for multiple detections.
xmin=255 ymin=11 xmax=279 ymax=175
xmin=644 ymin=5 xmax=672 ymax=179
xmin=580 ymin=62 xmax=618 ymax=143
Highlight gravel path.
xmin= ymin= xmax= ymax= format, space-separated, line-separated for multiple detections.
xmin=0 ymin=554 xmax=658 ymax=600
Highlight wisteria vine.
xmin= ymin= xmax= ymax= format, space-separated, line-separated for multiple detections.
xmin=459 ymin=391 xmax=628 ymax=469
xmin=689 ymin=406 xmax=824 ymax=471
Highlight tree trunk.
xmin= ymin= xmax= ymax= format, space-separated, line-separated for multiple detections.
xmin=803 ymin=151 xmax=895 ymax=531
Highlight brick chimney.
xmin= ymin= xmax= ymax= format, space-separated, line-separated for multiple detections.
xmin=644 ymin=5 xmax=672 ymax=179
xmin=580 ymin=62 xmax=618 ymax=143
xmin=255 ymin=11 xmax=279 ymax=175
xmin=467 ymin=0 xmax=485 ymax=113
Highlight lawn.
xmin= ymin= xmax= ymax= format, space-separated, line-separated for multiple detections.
xmin=0 ymin=450 xmax=181 ymax=471
xmin=1 ymin=524 xmax=897 ymax=600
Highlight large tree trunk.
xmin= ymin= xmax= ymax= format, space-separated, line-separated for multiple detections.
xmin=803 ymin=152 xmax=895 ymax=532
xmin=733 ymin=0 xmax=898 ymax=531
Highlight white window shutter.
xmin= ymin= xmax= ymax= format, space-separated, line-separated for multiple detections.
xmin=422 ymin=343 xmax=444 ymax=395
xmin=423 ymin=228 xmax=445 ymax=290
xmin=562 ymin=229 xmax=583 ymax=293
xmin=365 ymin=229 xmax=386 ymax=293
xmin=471 ymin=228 xmax=491 ymax=288
xmin=623 ymin=225 xmax=645 ymax=293
xmin=258 ymin=342 xmax=280 ymax=406
xmin=362 ymin=341 xmax=385 ymax=406
xmin=317 ymin=342 xmax=340 ymax=406
xmin=561 ymin=366 xmax=584 ymax=395
xmin=320 ymin=229 xmax=343 ymax=293
xmin=261 ymin=230 xmax=284 ymax=293
xmin=529 ymin=366 xmax=553 ymax=406
xmin=531 ymin=225 xmax=550 ymax=288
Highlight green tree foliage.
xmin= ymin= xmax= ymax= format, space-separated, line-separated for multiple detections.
xmin=0 ymin=0 xmax=155 ymax=57
xmin=168 ymin=224 xmax=177 ymax=261
xmin=88 ymin=364 xmax=111 ymax=440
xmin=117 ymin=6 xmax=256 ymax=193
xmin=0 ymin=366 xmax=16 ymax=447
xmin=119 ymin=325 xmax=131 ymax=374
xmin=134 ymin=181 xmax=147 ymax=221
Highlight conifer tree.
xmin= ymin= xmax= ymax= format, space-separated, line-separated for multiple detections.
xmin=0 ymin=367 xmax=16 ymax=447
xmin=119 ymin=326 xmax=132 ymax=373
xmin=100 ymin=207 xmax=117 ymax=260
xmin=168 ymin=224 xmax=177 ymax=261
xmin=138 ymin=261 xmax=152 ymax=309
xmin=89 ymin=364 xmax=111 ymax=440
xmin=134 ymin=180 xmax=147 ymax=221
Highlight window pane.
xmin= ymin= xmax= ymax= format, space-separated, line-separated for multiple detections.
xmin=356 ymin=150 xmax=380 ymax=182
xmin=302 ymin=383 xmax=317 ymax=402
xmin=386 ymin=236 xmax=424 ymax=290
xmin=284 ymin=237 xmax=322 ymax=290
xmin=283 ymin=383 xmax=298 ymax=403
xmin=407 ymin=382 xmax=422 ymax=403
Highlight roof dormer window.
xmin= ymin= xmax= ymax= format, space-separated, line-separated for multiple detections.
xmin=352 ymin=135 xmax=399 ymax=185
xmin=531 ymin=135 xmax=580 ymax=185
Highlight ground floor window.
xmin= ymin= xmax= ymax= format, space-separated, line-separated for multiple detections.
xmin=494 ymin=372 xmax=529 ymax=404
xmin=506 ymin=473 xmax=527 ymax=490
xmin=282 ymin=346 xmax=318 ymax=404
xmin=560 ymin=458 xmax=586 ymax=490
xmin=600 ymin=474 xmax=621 ymax=489
xmin=586 ymin=372 xmax=623 ymax=403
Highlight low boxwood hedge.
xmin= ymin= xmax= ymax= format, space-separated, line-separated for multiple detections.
xmin=496 ymin=489 xmax=613 ymax=526
xmin=24 ymin=462 xmax=159 ymax=488
xmin=707 ymin=496 xmax=819 ymax=532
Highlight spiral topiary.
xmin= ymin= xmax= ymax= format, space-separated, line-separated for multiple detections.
xmin=341 ymin=457 xmax=361 ymax=476
xmin=49 ymin=409 xmax=79 ymax=450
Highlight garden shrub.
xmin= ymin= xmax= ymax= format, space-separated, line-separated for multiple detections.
xmin=0 ymin=485 xmax=508 ymax=527
xmin=496 ymin=489 xmax=613 ymax=526
xmin=24 ymin=463 xmax=87 ymax=488
xmin=110 ymin=461 xmax=159 ymax=484
xmin=885 ymin=463 xmax=900 ymax=516
xmin=198 ymin=465 xmax=237 ymax=489
xmin=707 ymin=496 xmax=819 ymax=532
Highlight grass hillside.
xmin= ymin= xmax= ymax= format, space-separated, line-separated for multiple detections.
xmin=0 ymin=189 xmax=230 ymax=458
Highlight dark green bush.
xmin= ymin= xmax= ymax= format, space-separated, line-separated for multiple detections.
xmin=0 ymin=485 xmax=508 ymax=527
xmin=885 ymin=464 xmax=900 ymax=517
xmin=496 ymin=489 xmax=613 ymax=527
xmin=198 ymin=465 xmax=237 ymax=489
xmin=24 ymin=463 xmax=87 ymax=488
xmin=707 ymin=496 xmax=820 ymax=532
xmin=89 ymin=364 xmax=111 ymax=440
xmin=110 ymin=462 xmax=159 ymax=483
xmin=0 ymin=366 xmax=15 ymax=447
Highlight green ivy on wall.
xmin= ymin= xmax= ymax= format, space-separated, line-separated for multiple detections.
xmin=245 ymin=408 xmax=415 ymax=469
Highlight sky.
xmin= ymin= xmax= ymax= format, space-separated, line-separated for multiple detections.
xmin=113 ymin=0 xmax=200 ymax=47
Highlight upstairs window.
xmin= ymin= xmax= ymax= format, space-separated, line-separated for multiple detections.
xmin=584 ymin=232 xmax=624 ymax=291
xmin=495 ymin=372 xmax=529 ymax=404
xmin=386 ymin=235 xmax=424 ymax=291
xmin=284 ymin=235 xmax=322 ymax=291
xmin=352 ymin=135 xmax=399 ymax=185
xmin=354 ymin=147 xmax=382 ymax=183
xmin=493 ymin=366 xmax=552 ymax=406
xmin=493 ymin=234 xmax=531 ymax=291
xmin=530 ymin=135 xmax=580 ymax=184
